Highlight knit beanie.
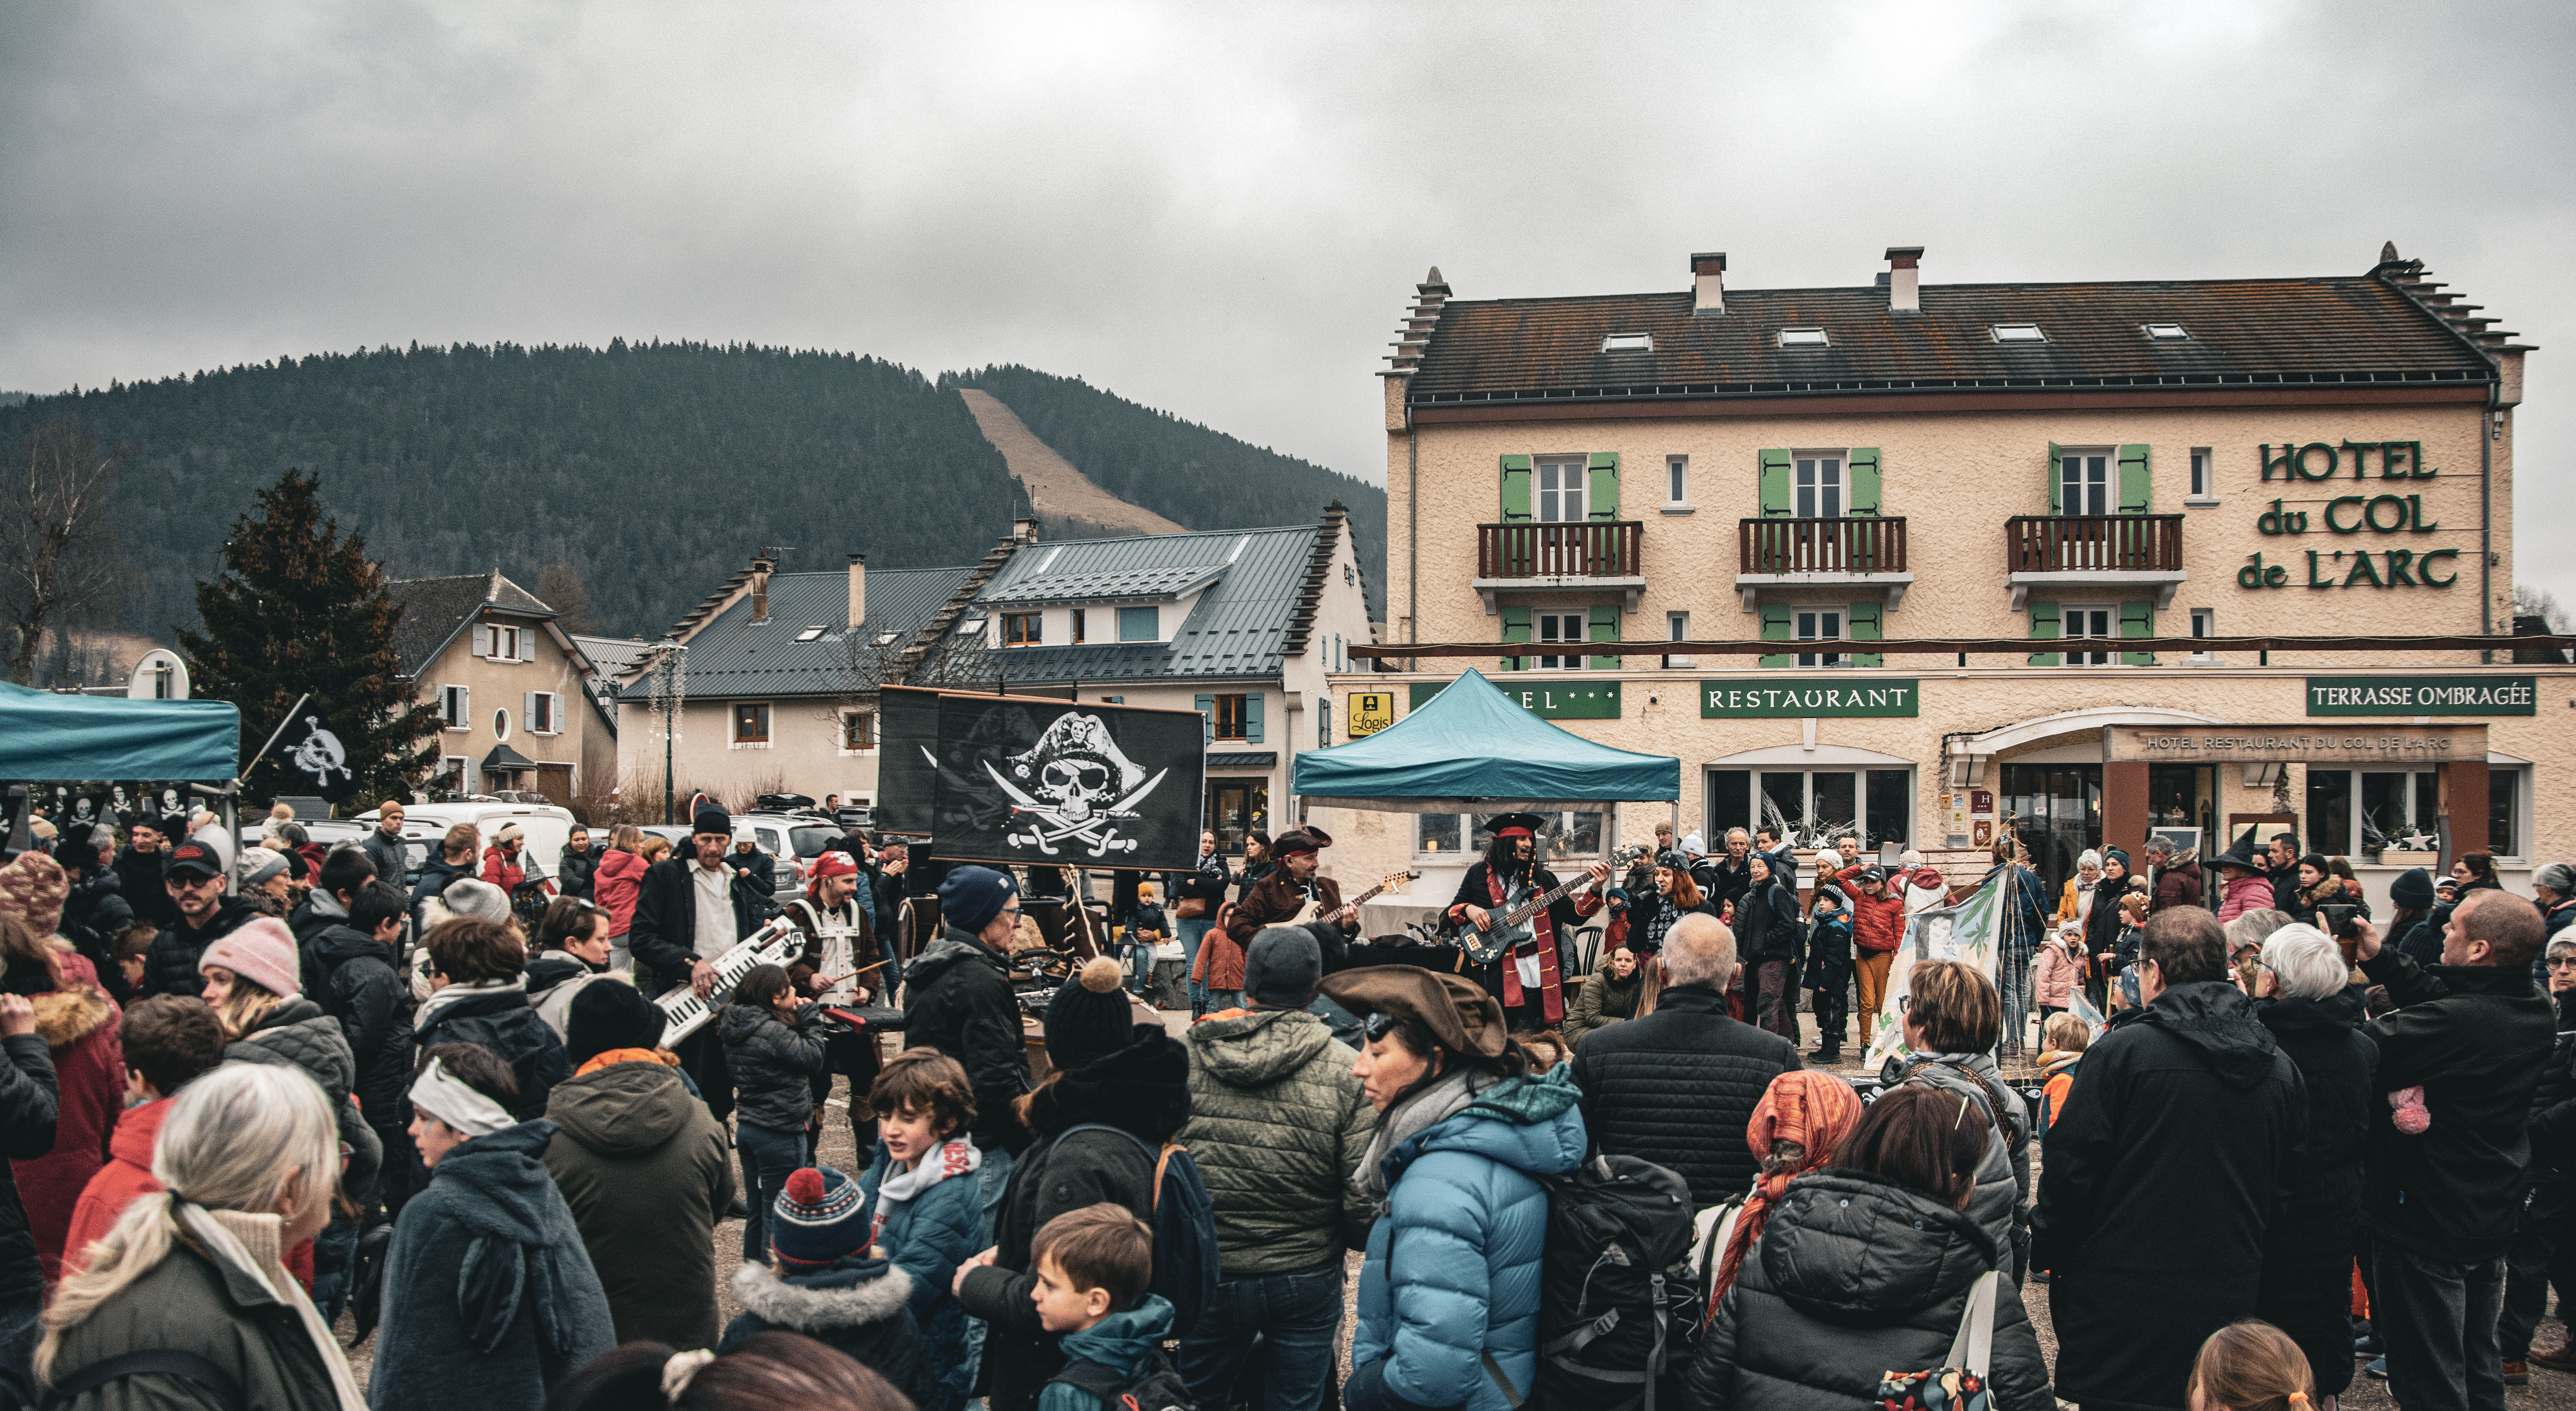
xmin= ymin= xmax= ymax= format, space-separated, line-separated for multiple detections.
xmin=565 ymin=977 xmax=668 ymax=1067
xmin=692 ymin=806 xmax=731 ymax=838
xmin=200 ymin=917 xmax=303 ymax=998
xmin=0 ymin=851 xmax=69 ymax=937
xmin=2389 ymin=867 xmax=2436 ymax=910
xmin=769 ymin=1165 xmax=869 ymax=1270
xmin=937 ymin=865 xmax=1019 ymax=936
xmin=1242 ymin=926 xmax=1322 ymax=1009
xmin=237 ymin=847 xmax=288 ymax=887
xmin=1044 ymin=956 xmax=1135 ymax=1070
xmin=436 ymin=878 xmax=514 ymax=925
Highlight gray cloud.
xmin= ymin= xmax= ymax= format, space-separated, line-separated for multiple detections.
xmin=3 ymin=0 xmax=2570 ymax=603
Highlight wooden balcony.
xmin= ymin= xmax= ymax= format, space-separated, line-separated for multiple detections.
xmin=1476 ymin=520 xmax=1642 ymax=579
xmin=1738 ymin=516 xmax=1908 ymax=575
xmin=2004 ymin=514 xmax=2188 ymax=610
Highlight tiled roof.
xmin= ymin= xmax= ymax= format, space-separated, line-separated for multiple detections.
xmin=982 ymin=564 xmax=1225 ymax=607
xmin=1403 ymin=257 xmax=2511 ymax=408
xmin=615 ymin=565 xmax=978 ymax=702
xmin=386 ymin=571 xmax=555 ymax=678
xmin=978 ymin=521 xmax=1331 ymax=683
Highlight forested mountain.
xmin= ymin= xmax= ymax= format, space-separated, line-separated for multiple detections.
xmin=948 ymin=365 xmax=1387 ymax=619
xmin=0 ymin=343 xmax=1030 ymax=640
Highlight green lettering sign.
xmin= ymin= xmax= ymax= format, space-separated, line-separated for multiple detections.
xmin=2304 ymin=676 xmax=2536 ymax=717
xmin=1409 ymin=679 xmax=1620 ymax=719
xmin=1699 ymin=679 xmax=1921 ymax=718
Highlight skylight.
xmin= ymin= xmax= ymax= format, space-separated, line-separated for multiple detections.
xmin=1601 ymin=333 xmax=1653 ymax=353
xmin=957 ymin=616 xmax=988 ymax=635
xmin=2144 ymin=322 xmax=2191 ymax=340
xmin=872 ymin=631 xmax=901 ymax=647
xmin=1991 ymin=323 xmax=2047 ymax=343
xmin=1777 ymin=328 xmax=1830 ymax=348
xmin=794 ymin=625 xmax=827 ymax=642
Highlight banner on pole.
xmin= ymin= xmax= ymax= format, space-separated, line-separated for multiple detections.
xmin=1862 ymin=870 xmax=2008 ymax=1071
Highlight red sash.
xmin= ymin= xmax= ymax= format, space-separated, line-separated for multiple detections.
xmin=1488 ymin=870 xmax=1565 ymax=1025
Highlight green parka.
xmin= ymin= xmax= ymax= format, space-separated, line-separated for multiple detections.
xmin=1563 ymin=967 xmax=1643 ymax=1049
xmin=1180 ymin=1006 xmax=1378 ymax=1275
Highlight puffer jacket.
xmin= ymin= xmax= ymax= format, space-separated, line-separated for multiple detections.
xmin=592 ymin=848 xmax=647 ymax=935
xmin=1880 ymin=1049 xmax=2029 ymax=1271
xmin=141 ymin=900 xmax=259 ymax=999
xmin=58 ymin=873 xmax=134 ymax=995
xmin=479 ymin=846 xmax=527 ymax=897
xmin=2032 ymin=938 xmax=2080 ymax=1009
xmin=1684 ymin=1168 xmax=2054 ymax=1411
xmin=1563 ymin=966 xmax=1641 ymax=1049
xmin=2529 ymin=990 xmax=2576 ymax=1177
xmin=222 ymin=996 xmax=384 ymax=1205
xmin=306 ymin=922 xmax=414 ymax=1128
xmin=555 ymin=844 xmax=600 ymax=901
xmin=13 ymin=972 xmax=121 ymax=1284
xmin=2214 ymin=871 xmax=2272 ymax=923
xmin=725 ymin=1256 xmax=933 ymax=1408
xmin=1732 ymin=878 xmax=1801 ymax=962
xmin=902 ymin=928 xmax=1034 ymax=1154
xmin=0 ymin=1030 xmax=58 ymax=1307
xmin=2255 ymin=989 xmax=2380 ymax=1399
xmin=371 ymin=1121 xmax=615 ymax=1411
xmin=717 ymin=1000 xmax=830 ymax=1132
xmin=1182 ymin=1007 xmax=1377 ymax=1275
xmin=414 ymin=984 xmax=572 ymax=1122
xmin=1804 ymin=909 xmax=1853 ymax=989
xmin=1829 ymin=872 xmax=1907 ymax=953
xmin=543 ymin=1054 xmax=734 ymax=1350
xmin=859 ymin=1136 xmax=982 ymax=1407
xmin=408 ymin=854 xmax=477 ymax=930
xmin=1570 ymin=984 xmax=1801 ymax=1207
xmin=1036 ymin=1297 xmax=1178 ymax=1411
xmin=1347 ymin=1067 xmax=1587 ymax=1411
xmin=362 ymin=829 xmax=407 ymax=893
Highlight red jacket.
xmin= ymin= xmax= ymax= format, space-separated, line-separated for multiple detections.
xmin=62 ymin=1095 xmax=167 ymax=1275
xmin=481 ymin=846 xmax=527 ymax=896
xmin=1829 ymin=873 xmax=1907 ymax=954
xmin=10 ymin=956 xmax=123 ymax=1287
xmin=594 ymin=848 xmax=648 ymax=934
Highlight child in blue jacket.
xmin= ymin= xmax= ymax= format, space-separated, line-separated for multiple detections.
xmin=857 ymin=1049 xmax=986 ymax=1411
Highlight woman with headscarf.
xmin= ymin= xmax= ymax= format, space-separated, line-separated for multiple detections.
xmin=1704 ymin=1070 xmax=1865 ymax=1320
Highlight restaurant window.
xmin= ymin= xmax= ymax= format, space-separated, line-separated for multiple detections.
xmin=1795 ymin=609 xmax=1844 ymax=668
xmin=2146 ymin=765 xmax=2216 ymax=859
xmin=2493 ymin=766 xmax=2526 ymax=857
xmin=1795 ymin=454 xmax=1844 ymax=518
xmin=732 ymin=702 xmax=771 ymax=746
xmin=1415 ymin=811 xmax=1605 ymax=861
xmin=1536 ymin=458 xmax=1588 ymax=523
xmin=1706 ymin=768 xmax=1911 ymax=852
xmin=1205 ymin=780 xmax=1269 ymax=856
xmin=2305 ymin=769 xmax=2355 ymax=860
xmin=1002 ymin=613 xmax=1042 ymax=647
xmin=2059 ymin=449 xmax=2112 ymax=516
xmin=1535 ymin=610 xmax=1588 ymax=670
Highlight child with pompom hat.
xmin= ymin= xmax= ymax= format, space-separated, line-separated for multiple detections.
xmin=725 ymin=1164 xmax=935 ymax=1408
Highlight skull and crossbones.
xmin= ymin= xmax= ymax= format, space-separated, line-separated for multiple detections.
xmin=983 ymin=713 xmax=1166 ymax=857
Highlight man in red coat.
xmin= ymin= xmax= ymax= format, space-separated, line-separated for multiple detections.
xmin=1445 ymin=815 xmax=1609 ymax=1032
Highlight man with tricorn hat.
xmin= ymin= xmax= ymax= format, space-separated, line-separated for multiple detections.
xmin=1444 ymin=814 xmax=1612 ymax=1033
xmin=1227 ymin=827 xmax=1367 ymax=1041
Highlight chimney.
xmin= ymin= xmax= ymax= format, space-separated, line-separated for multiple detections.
xmin=750 ymin=554 xmax=773 ymax=623
xmin=1691 ymin=252 xmax=1726 ymax=314
xmin=1885 ymin=246 xmax=1923 ymax=315
xmin=1012 ymin=517 xmax=1041 ymax=543
xmin=847 ymin=553 xmax=867 ymax=631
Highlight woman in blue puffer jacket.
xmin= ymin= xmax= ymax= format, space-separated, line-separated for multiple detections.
xmin=1319 ymin=966 xmax=1587 ymax=1411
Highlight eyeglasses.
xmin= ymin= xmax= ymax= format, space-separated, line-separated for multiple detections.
xmin=2550 ymin=957 xmax=2576 ymax=970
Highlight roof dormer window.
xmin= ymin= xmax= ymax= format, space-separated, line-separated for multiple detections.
xmin=793 ymin=625 xmax=827 ymax=642
xmin=1991 ymin=323 xmax=2047 ymax=343
xmin=2143 ymin=322 xmax=2191 ymax=340
xmin=1777 ymin=328 xmax=1830 ymax=348
xmin=1601 ymin=333 xmax=1653 ymax=353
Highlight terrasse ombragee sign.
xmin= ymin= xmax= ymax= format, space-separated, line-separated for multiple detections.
xmin=2102 ymin=724 xmax=2486 ymax=764
xmin=2306 ymin=676 xmax=2537 ymax=717
xmin=1702 ymin=680 xmax=1920 ymax=718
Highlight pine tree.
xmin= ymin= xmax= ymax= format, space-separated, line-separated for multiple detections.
xmin=178 ymin=468 xmax=440 ymax=810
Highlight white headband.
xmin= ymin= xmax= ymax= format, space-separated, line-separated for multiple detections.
xmin=408 ymin=1057 xmax=515 ymax=1137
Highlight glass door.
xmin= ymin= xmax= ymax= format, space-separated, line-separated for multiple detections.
xmin=1205 ymin=780 xmax=1269 ymax=856
xmin=2001 ymin=763 xmax=2102 ymax=898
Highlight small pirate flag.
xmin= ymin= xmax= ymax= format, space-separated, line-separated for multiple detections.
xmin=284 ymin=708 xmax=360 ymax=803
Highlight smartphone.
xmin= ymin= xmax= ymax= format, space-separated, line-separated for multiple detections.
xmin=2319 ymin=904 xmax=2358 ymax=939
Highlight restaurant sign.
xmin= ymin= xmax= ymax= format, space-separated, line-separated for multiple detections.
xmin=2305 ymin=676 xmax=2536 ymax=717
xmin=1701 ymin=679 xmax=1920 ymax=719
xmin=2103 ymin=723 xmax=2486 ymax=764
xmin=1411 ymin=679 xmax=1621 ymax=719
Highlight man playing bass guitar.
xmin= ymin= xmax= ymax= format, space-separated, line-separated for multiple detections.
xmin=1446 ymin=814 xmax=1612 ymax=1032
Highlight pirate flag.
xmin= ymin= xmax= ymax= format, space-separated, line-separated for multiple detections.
xmin=282 ymin=707 xmax=361 ymax=803
xmin=890 ymin=690 xmax=1206 ymax=871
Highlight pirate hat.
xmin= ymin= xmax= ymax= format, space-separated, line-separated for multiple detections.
xmin=1487 ymin=813 xmax=1546 ymax=840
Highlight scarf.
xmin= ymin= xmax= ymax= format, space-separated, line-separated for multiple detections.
xmin=184 ymin=1204 xmax=368 ymax=1411
xmin=1486 ymin=867 xmax=1565 ymax=1024
xmin=416 ymin=974 xmax=529 ymax=1029
xmin=868 ymin=1138 xmax=982 ymax=1244
xmin=1708 ymin=1071 xmax=1865 ymax=1318
xmin=575 ymin=1047 xmax=680 ymax=1077
xmin=1353 ymin=1066 xmax=1493 ymax=1207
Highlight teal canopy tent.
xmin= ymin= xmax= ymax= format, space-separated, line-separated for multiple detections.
xmin=1294 ymin=668 xmax=1678 ymax=811
xmin=0 ymin=681 xmax=241 ymax=782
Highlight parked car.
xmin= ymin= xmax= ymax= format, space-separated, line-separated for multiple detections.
xmin=354 ymin=801 xmax=579 ymax=893
xmin=636 ymin=817 xmax=806 ymax=904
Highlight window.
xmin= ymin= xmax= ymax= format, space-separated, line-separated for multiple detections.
xmin=1795 ymin=454 xmax=1844 ymax=518
xmin=2188 ymin=448 xmax=2215 ymax=501
xmin=1535 ymin=457 xmax=1587 ymax=523
xmin=1211 ymin=694 xmax=1251 ymax=741
xmin=491 ymin=708 xmax=511 ymax=741
xmin=2492 ymin=766 xmax=2527 ymax=858
xmin=1099 ymin=695 xmax=1124 ymax=704
xmin=1535 ymin=610 xmax=1588 ymax=670
xmin=871 ymin=631 xmax=900 ymax=646
xmin=793 ymin=625 xmax=827 ymax=642
xmin=1707 ymin=768 xmax=1912 ymax=850
xmin=840 ymin=712 xmax=876 ymax=752
xmin=1205 ymin=780 xmax=1270 ymax=855
xmin=1601 ymin=333 xmax=1652 ymax=353
xmin=1992 ymin=323 xmax=2047 ymax=343
xmin=1117 ymin=606 xmax=1157 ymax=641
xmin=2062 ymin=604 xmax=2117 ymax=666
xmin=439 ymin=685 xmax=470 ymax=730
xmin=480 ymin=625 xmax=532 ymax=662
xmin=2189 ymin=608 xmax=2217 ymax=661
xmin=956 ymin=615 xmax=988 ymax=637
xmin=2144 ymin=322 xmax=2190 ymax=340
xmin=1002 ymin=612 xmax=1042 ymax=647
xmin=732 ymin=702 xmax=772 ymax=746
xmin=526 ymin=692 xmax=561 ymax=735
xmin=1414 ymin=811 xmax=1605 ymax=860
xmin=1663 ymin=611 xmax=1690 ymax=669
xmin=1795 ymin=609 xmax=1844 ymax=668
xmin=2059 ymin=449 xmax=2111 ymax=516
xmin=1071 ymin=609 xmax=1087 ymax=644
xmin=1777 ymin=328 xmax=1830 ymax=347
xmin=439 ymin=756 xmax=469 ymax=798
xmin=1666 ymin=455 xmax=1688 ymax=504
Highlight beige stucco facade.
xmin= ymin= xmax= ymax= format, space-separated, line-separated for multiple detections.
xmin=616 ymin=696 xmax=880 ymax=818
xmin=413 ymin=620 xmax=599 ymax=801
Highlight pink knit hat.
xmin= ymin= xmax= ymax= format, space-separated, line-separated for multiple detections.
xmin=0 ymin=851 xmax=69 ymax=937
xmin=199 ymin=917 xmax=302 ymax=998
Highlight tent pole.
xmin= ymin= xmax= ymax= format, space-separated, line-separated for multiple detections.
xmin=234 ymin=692 xmax=312 ymax=789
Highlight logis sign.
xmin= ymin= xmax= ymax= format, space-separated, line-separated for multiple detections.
xmin=2237 ymin=439 xmax=2460 ymax=592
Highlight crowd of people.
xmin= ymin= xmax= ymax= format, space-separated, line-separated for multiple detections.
xmin=1 ymin=786 xmax=2573 ymax=1411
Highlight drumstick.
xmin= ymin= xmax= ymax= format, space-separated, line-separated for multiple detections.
xmin=813 ymin=959 xmax=896 ymax=987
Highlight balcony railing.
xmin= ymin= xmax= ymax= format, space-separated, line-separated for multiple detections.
xmin=1477 ymin=520 xmax=1642 ymax=579
xmin=1738 ymin=516 xmax=1909 ymax=575
xmin=2005 ymin=514 xmax=2184 ymax=573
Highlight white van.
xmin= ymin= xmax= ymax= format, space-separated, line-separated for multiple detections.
xmin=356 ymin=801 xmax=580 ymax=891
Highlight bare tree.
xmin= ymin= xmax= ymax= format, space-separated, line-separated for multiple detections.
xmin=538 ymin=559 xmax=598 ymax=634
xmin=2515 ymin=583 xmax=2569 ymax=633
xmin=1 ymin=418 xmax=128 ymax=685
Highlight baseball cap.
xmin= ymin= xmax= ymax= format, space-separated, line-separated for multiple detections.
xmin=165 ymin=842 xmax=223 ymax=880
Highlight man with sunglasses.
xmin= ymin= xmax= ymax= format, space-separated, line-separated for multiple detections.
xmin=137 ymin=842 xmax=258 ymax=997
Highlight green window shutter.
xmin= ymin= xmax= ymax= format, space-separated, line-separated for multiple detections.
xmin=1499 ymin=454 xmax=1533 ymax=523
xmin=1245 ymin=692 xmax=1264 ymax=743
xmin=1847 ymin=448 xmax=1881 ymax=516
xmin=2118 ymin=443 xmax=2152 ymax=514
xmin=1848 ymin=600 xmax=1884 ymax=668
xmin=1586 ymin=452 xmax=1620 ymax=520
xmin=1758 ymin=603 xmax=1792 ymax=668
xmin=2121 ymin=600 xmax=2156 ymax=666
xmin=1586 ymin=603 xmax=1621 ymax=670
xmin=1757 ymin=449 xmax=1792 ymax=517
xmin=1194 ymin=693 xmax=1213 ymax=744
xmin=2027 ymin=600 xmax=2061 ymax=667
xmin=2046 ymin=442 xmax=2062 ymax=514
xmin=1501 ymin=606 xmax=1532 ymax=672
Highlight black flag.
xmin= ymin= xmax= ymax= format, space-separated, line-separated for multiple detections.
xmin=281 ymin=709 xmax=361 ymax=803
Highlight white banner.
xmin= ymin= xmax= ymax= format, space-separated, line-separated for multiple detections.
xmin=1861 ymin=868 xmax=2008 ymax=1071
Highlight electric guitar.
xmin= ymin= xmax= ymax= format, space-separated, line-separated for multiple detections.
xmin=1285 ymin=869 xmax=1421 ymax=926
xmin=1456 ymin=869 xmax=1610 ymax=965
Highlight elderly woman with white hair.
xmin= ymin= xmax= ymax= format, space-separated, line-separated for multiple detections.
xmin=2505 ymin=929 xmax=2576 ymax=1374
xmin=37 ymin=1063 xmax=368 ymax=1409
xmin=2251 ymin=922 xmax=2380 ymax=1405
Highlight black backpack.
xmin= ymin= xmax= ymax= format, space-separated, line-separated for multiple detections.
xmin=1529 ymin=1153 xmax=1699 ymax=1411
xmin=1047 ymin=1351 xmax=1195 ymax=1411
xmin=1047 ymin=1124 xmax=1221 ymax=1339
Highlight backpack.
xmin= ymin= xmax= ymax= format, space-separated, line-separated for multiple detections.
xmin=1048 ymin=1124 xmax=1220 ymax=1339
xmin=1529 ymin=1153 xmax=1699 ymax=1411
xmin=1047 ymin=1350 xmax=1195 ymax=1411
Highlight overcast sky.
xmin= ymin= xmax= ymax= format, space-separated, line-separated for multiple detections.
xmin=4 ymin=1 xmax=2572 ymax=610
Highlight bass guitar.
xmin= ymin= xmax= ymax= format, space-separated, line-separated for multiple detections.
xmin=1456 ymin=871 xmax=1608 ymax=965
xmin=1285 ymin=869 xmax=1421 ymax=926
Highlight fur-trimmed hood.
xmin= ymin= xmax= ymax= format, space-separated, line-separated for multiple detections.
xmin=730 ymin=1257 xmax=914 ymax=1333
xmin=32 ymin=981 xmax=113 ymax=1050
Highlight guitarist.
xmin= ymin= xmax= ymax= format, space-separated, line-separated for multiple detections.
xmin=1446 ymin=814 xmax=1611 ymax=1031
xmin=781 ymin=851 xmax=884 ymax=1144
xmin=1225 ymin=828 xmax=1365 ymax=1041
